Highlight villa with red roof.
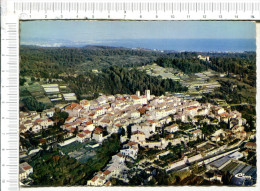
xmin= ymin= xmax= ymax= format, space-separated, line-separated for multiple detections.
xmin=19 ymin=162 xmax=33 ymax=180
xmin=92 ymin=127 xmax=104 ymax=142
xmin=65 ymin=103 xmax=83 ymax=117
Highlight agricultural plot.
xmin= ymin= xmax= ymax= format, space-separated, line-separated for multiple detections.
xmin=27 ymin=84 xmax=45 ymax=98
xmin=60 ymin=140 xmax=99 ymax=163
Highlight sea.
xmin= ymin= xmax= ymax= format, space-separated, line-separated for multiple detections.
xmin=95 ymin=38 xmax=256 ymax=52
xmin=22 ymin=38 xmax=256 ymax=52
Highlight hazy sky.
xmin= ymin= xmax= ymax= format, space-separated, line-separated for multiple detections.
xmin=20 ymin=21 xmax=255 ymax=44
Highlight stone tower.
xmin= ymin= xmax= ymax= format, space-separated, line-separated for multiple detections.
xmin=145 ymin=90 xmax=150 ymax=100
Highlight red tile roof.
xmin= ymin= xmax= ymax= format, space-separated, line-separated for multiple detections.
xmin=77 ymin=133 xmax=86 ymax=138
xmin=35 ymin=119 xmax=42 ymax=123
xmin=65 ymin=116 xmax=73 ymax=121
xmin=84 ymin=121 xmax=93 ymax=125
xmin=105 ymin=181 xmax=112 ymax=186
xmin=127 ymin=141 xmax=138 ymax=146
xmin=65 ymin=103 xmax=79 ymax=110
xmin=132 ymin=130 xmax=145 ymax=135
xmin=94 ymin=127 xmax=103 ymax=134
xmin=131 ymin=95 xmax=140 ymax=100
xmin=83 ymin=130 xmax=91 ymax=134
xmin=103 ymin=170 xmax=111 ymax=175
xmin=191 ymin=129 xmax=202 ymax=134
xmin=245 ymin=142 xmax=256 ymax=147
xmin=23 ymin=165 xmax=32 ymax=170
xmin=187 ymin=106 xmax=198 ymax=111
xmin=91 ymin=176 xmax=98 ymax=182
xmin=116 ymin=153 xmax=124 ymax=158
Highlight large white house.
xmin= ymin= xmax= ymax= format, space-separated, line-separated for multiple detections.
xmin=130 ymin=130 xmax=146 ymax=143
xmin=19 ymin=162 xmax=33 ymax=180
xmin=165 ymin=123 xmax=179 ymax=133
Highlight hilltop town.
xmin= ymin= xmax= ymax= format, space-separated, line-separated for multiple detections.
xmin=19 ymin=90 xmax=256 ymax=186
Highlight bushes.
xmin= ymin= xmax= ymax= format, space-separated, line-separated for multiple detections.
xmin=22 ymin=96 xmax=47 ymax=111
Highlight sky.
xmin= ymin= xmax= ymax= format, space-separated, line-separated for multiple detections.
xmin=20 ymin=21 xmax=256 ymax=50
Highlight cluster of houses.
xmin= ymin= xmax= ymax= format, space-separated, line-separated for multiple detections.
xmin=87 ymin=141 xmax=139 ymax=186
xmin=20 ymin=89 xmax=248 ymax=147
xmin=20 ymin=110 xmax=55 ymax=134
xmin=19 ymin=89 xmax=255 ymax=185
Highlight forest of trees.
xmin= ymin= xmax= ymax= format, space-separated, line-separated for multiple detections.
xmin=207 ymin=53 xmax=256 ymax=87
xmin=63 ymin=66 xmax=187 ymax=99
xmin=154 ymin=52 xmax=256 ymax=87
xmin=19 ymin=46 xmax=256 ymax=109
xmin=20 ymin=46 xmax=255 ymax=86
xmin=156 ymin=57 xmax=208 ymax=74
xmin=20 ymin=45 xmax=163 ymax=77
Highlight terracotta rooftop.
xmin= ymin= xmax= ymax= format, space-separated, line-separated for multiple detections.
xmin=77 ymin=133 xmax=86 ymax=138
xmin=191 ymin=129 xmax=202 ymax=134
xmin=35 ymin=119 xmax=42 ymax=123
xmin=103 ymin=170 xmax=111 ymax=176
xmin=245 ymin=142 xmax=256 ymax=147
xmin=65 ymin=116 xmax=73 ymax=121
xmin=116 ymin=153 xmax=124 ymax=158
xmin=91 ymin=176 xmax=98 ymax=182
xmin=131 ymin=95 xmax=140 ymax=100
xmin=132 ymin=130 xmax=145 ymax=135
xmin=94 ymin=127 xmax=103 ymax=134
xmin=187 ymin=106 xmax=198 ymax=111
xmin=84 ymin=121 xmax=93 ymax=125
xmin=65 ymin=103 xmax=79 ymax=110
xmin=23 ymin=165 xmax=32 ymax=170
xmin=105 ymin=181 xmax=112 ymax=186
xmin=128 ymin=141 xmax=138 ymax=146
xmin=101 ymin=119 xmax=110 ymax=124
xmin=147 ymin=120 xmax=156 ymax=123
xmin=83 ymin=130 xmax=91 ymax=134
xmin=220 ymin=112 xmax=230 ymax=118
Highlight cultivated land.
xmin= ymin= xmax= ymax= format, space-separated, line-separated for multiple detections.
xmin=19 ymin=46 xmax=256 ymax=186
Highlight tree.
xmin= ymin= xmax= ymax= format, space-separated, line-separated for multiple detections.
xmin=73 ymin=127 xmax=79 ymax=136
xmin=190 ymin=161 xmax=199 ymax=174
xmin=166 ymin=142 xmax=172 ymax=150
xmin=53 ymin=111 xmax=69 ymax=124
xmin=41 ymin=143 xmax=48 ymax=151
xmin=120 ymin=127 xmax=126 ymax=136
xmin=127 ymin=124 xmax=132 ymax=139
xmin=175 ymin=175 xmax=181 ymax=184
xmin=30 ymin=137 xmax=40 ymax=147
xmin=22 ymin=97 xmax=47 ymax=111
xmin=52 ymin=155 xmax=60 ymax=163
xmin=57 ymin=134 xmax=65 ymax=143
xmin=20 ymin=78 xmax=26 ymax=86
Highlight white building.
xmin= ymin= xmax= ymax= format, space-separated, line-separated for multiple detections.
xmin=130 ymin=131 xmax=146 ymax=143
xmin=165 ymin=123 xmax=179 ymax=133
xmin=19 ymin=162 xmax=33 ymax=180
